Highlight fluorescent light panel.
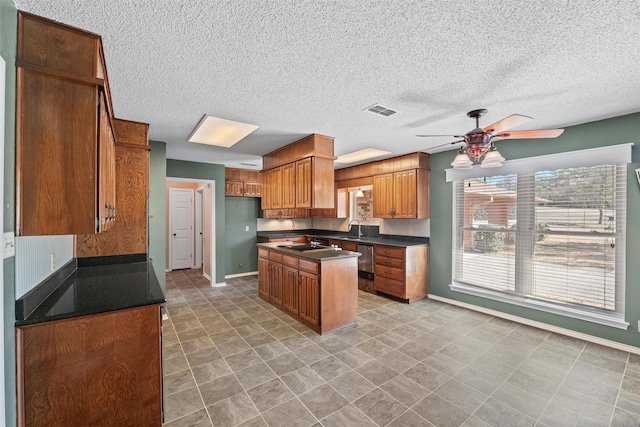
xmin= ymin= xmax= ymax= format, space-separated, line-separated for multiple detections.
xmin=188 ymin=115 xmax=259 ymax=148
xmin=335 ymin=148 xmax=390 ymax=164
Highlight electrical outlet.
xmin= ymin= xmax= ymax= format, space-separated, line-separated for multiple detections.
xmin=50 ymin=253 xmax=56 ymax=271
xmin=245 ymin=225 xmax=249 ymax=232
xmin=3 ymin=231 xmax=15 ymax=258
xmin=637 ymin=320 xmax=640 ymax=332
xmin=238 ymin=263 xmax=243 ymax=269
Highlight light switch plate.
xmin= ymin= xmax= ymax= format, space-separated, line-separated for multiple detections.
xmin=3 ymin=231 xmax=15 ymax=258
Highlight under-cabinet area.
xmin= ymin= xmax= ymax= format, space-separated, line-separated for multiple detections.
xmin=258 ymin=243 xmax=360 ymax=334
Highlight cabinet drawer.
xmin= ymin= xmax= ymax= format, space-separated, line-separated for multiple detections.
xmin=375 ymin=264 xmax=405 ymax=281
xmin=375 ymin=245 xmax=405 ymax=259
xmin=299 ymin=259 xmax=319 ymax=274
xmin=374 ymin=255 xmax=404 ymax=268
xmin=374 ymin=276 xmax=405 ymax=298
xmin=340 ymin=241 xmax=358 ymax=252
xmin=259 ymin=248 xmax=270 ymax=259
xmin=270 ymin=252 xmax=283 ymax=263
xmin=283 ymin=255 xmax=298 ymax=268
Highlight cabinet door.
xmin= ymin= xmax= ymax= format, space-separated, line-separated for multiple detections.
xmin=243 ymin=181 xmax=261 ymax=197
xmin=373 ymin=173 xmax=394 ymax=218
xmin=299 ymin=270 xmax=320 ymax=326
xmin=270 ymin=167 xmax=283 ymax=209
xmin=98 ymin=90 xmax=116 ymax=232
xmin=258 ymin=258 xmax=270 ymax=299
xmin=393 ymin=170 xmax=417 ymax=218
xmin=282 ymin=265 xmax=299 ymax=316
xmin=261 ymin=170 xmax=271 ymax=209
xmin=225 ymin=180 xmax=244 ymax=196
xmin=295 ymin=158 xmax=313 ymax=208
xmin=269 ymin=262 xmax=283 ymax=307
xmin=282 ymin=163 xmax=296 ymax=208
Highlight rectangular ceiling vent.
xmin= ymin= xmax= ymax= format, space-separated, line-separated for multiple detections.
xmin=364 ymin=103 xmax=397 ymax=117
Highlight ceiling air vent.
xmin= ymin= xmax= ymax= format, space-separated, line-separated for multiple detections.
xmin=364 ymin=103 xmax=397 ymax=117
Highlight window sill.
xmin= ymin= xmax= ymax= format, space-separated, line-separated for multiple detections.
xmin=450 ymin=282 xmax=629 ymax=330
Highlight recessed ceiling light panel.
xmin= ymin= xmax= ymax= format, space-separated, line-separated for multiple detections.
xmin=335 ymin=148 xmax=391 ymax=164
xmin=188 ymin=115 xmax=259 ymax=148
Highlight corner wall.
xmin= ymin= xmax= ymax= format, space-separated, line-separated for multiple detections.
xmin=429 ymin=112 xmax=640 ymax=348
xmin=225 ymin=197 xmax=260 ymax=275
xmin=149 ymin=140 xmax=167 ymax=288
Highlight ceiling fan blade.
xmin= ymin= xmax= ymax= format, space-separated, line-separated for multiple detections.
xmin=483 ymin=114 xmax=533 ymax=134
xmin=421 ymin=139 xmax=465 ymax=152
xmin=493 ymin=129 xmax=564 ymax=140
xmin=415 ymin=134 xmax=463 ymax=138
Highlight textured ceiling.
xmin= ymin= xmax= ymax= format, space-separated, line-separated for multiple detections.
xmin=14 ymin=1 xmax=640 ymax=170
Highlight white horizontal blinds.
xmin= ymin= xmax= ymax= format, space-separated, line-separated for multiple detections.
xmin=453 ymin=175 xmax=518 ymax=293
xmin=452 ymin=161 xmax=627 ymax=317
xmin=529 ymin=164 xmax=624 ymax=312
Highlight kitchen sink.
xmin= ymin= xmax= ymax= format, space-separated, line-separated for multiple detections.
xmin=278 ymin=244 xmax=332 ymax=252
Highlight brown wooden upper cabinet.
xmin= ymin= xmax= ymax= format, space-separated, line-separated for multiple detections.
xmin=225 ymin=168 xmax=262 ymax=197
xmin=16 ymin=12 xmax=117 ymax=235
xmin=261 ymin=134 xmax=336 ymax=211
xmin=373 ymin=169 xmax=429 ymax=219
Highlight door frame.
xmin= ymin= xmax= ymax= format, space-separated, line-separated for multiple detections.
xmin=169 ymin=187 xmax=194 ymax=270
xmin=195 ymin=187 xmax=203 ymax=269
xmin=166 ymin=177 xmax=216 ymax=286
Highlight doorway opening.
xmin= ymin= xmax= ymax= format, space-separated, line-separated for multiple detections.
xmin=166 ymin=178 xmax=216 ymax=284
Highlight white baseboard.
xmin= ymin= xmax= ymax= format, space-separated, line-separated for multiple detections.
xmin=212 ymin=282 xmax=227 ymax=288
xmin=225 ymin=271 xmax=258 ymax=279
xmin=203 ymin=272 xmax=211 ymax=280
xmin=428 ymin=294 xmax=640 ymax=356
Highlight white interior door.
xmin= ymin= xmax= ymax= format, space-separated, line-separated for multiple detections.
xmin=170 ymin=188 xmax=194 ymax=270
xmin=195 ymin=188 xmax=203 ymax=269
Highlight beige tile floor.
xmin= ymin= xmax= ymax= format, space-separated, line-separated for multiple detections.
xmin=162 ymin=269 xmax=640 ymax=426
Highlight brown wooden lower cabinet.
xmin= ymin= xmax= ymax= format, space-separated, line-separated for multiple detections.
xmin=16 ymin=304 xmax=163 ymax=427
xmin=374 ymin=244 xmax=428 ymax=302
xmin=258 ymin=246 xmax=358 ymax=334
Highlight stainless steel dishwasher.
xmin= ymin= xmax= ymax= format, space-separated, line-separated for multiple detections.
xmin=357 ymin=244 xmax=374 ymax=280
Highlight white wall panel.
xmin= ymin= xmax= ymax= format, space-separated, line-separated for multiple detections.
xmin=15 ymin=235 xmax=74 ymax=298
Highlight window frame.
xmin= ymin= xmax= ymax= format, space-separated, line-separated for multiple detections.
xmin=448 ymin=145 xmax=631 ymax=330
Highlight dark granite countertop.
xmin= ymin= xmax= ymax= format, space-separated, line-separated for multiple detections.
xmin=257 ymin=242 xmax=361 ymax=261
xmin=257 ymin=230 xmax=429 ymax=248
xmin=16 ymin=261 xmax=165 ymax=326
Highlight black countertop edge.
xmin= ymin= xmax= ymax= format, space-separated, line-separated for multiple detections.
xmin=15 ymin=258 xmax=77 ymax=321
xmin=15 ymin=261 xmax=165 ymax=327
xmin=257 ymin=230 xmax=429 ymax=246
xmin=77 ymin=253 xmax=147 ymax=267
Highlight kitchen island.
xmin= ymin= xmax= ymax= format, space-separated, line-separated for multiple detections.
xmin=257 ymin=242 xmax=360 ymax=334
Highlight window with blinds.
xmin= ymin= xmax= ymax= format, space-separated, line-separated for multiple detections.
xmin=451 ymin=161 xmax=627 ymax=326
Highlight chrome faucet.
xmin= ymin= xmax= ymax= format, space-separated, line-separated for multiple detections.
xmin=348 ymin=219 xmax=362 ymax=238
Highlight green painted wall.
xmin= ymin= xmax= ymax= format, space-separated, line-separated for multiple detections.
xmin=429 ymin=112 xmax=640 ymax=347
xmin=149 ymin=141 xmax=167 ymax=288
xmin=165 ymin=160 xmax=226 ymax=283
xmin=1 ymin=0 xmax=17 ymax=424
xmin=225 ymin=197 xmax=260 ymax=275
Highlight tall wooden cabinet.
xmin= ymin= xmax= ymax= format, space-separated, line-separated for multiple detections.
xmin=75 ymin=119 xmax=150 ymax=257
xmin=16 ymin=12 xmax=118 ymax=236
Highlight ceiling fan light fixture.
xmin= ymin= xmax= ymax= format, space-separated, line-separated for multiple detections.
xmin=481 ymin=148 xmax=505 ymax=168
xmin=451 ymin=149 xmax=473 ymax=169
xmin=355 ymin=188 xmax=365 ymax=198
